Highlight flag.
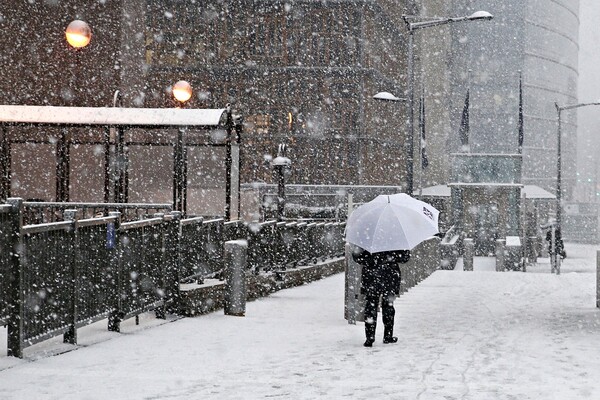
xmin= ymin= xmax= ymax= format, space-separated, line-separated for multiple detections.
xmin=419 ymin=91 xmax=429 ymax=168
xmin=518 ymin=73 xmax=524 ymax=153
xmin=458 ymin=89 xmax=470 ymax=149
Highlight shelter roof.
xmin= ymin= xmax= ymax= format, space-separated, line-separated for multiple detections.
xmin=0 ymin=105 xmax=228 ymax=127
xmin=522 ymin=185 xmax=556 ymax=200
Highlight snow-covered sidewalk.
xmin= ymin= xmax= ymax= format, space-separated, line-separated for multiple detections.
xmin=1 ymin=244 xmax=600 ymax=399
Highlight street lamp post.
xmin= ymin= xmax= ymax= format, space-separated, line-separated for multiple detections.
xmin=172 ymin=80 xmax=193 ymax=214
xmin=65 ymin=20 xmax=92 ymax=104
xmin=400 ymin=11 xmax=493 ymax=196
xmin=60 ymin=20 xmax=92 ymax=202
xmin=555 ymin=101 xmax=600 ymax=231
xmin=372 ymin=91 xmax=407 ymax=191
xmin=272 ymin=144 xmax=291 ymax=221
xmin=111 ymin=90 xmax=128 ymax=204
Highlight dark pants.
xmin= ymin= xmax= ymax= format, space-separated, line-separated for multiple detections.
xmin=364 ymin=293 xmax=396 ymax=340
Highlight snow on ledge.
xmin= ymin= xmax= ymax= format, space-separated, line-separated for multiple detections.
xmin=0 ymin=105 xmax=228 ymax=127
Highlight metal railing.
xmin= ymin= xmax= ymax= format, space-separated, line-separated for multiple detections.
xmin=0 ymin=198 xmax=346 ymax=357
xmin=247 ymin=220 xmax=346 ymax=272
xmin=22 ymin=201 xmax=172 ymax=225
xmin=20 ymin=220 xmax=75 ymax=346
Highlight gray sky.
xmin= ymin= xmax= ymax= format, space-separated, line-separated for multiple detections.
xmin=579 ymin=0 xmax=600 ymax=102
xmin=576 ymin=0 xmax=600 ymax=196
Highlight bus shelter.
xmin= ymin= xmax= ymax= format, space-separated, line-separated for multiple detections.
xmin=0 ymin=104 xmax=242 ymax=219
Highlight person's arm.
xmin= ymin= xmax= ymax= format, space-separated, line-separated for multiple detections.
xmin=352 ymin=247 xmax=369 ymax=265
xmin=391 ymin=250 xmax=410 ymax=264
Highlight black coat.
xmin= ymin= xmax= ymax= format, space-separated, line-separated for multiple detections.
xmin=352 ymin=247 xmax=410 ymax=297
xmin=545 ymin=229 xmax=566 ymax=257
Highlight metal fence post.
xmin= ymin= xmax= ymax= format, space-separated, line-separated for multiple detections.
xmin=463 ymin=238 xmax=474 ymax=271
xmin=107 ymin=211 xmax=122 ymax=332
xmin=63 ymin=209 xmax=78 ymax=345
xmin=6 ymin=198 xmax=23 ymax=358
xmin=224 ymin=240 xmax=247 ymax=316
xmin=165 ymin=211 xmax=182 ymax=314
xmin=152 ymin=213 xmax=168 ymax=320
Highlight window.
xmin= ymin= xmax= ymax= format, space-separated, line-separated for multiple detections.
xmin=248 ymin=14 xmax=285 ymax=59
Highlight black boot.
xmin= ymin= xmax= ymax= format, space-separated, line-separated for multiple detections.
xmin=364 ymin=323 xmax=376 ymax=347
xmin=383 ymin=325 xmax=398 ymax=344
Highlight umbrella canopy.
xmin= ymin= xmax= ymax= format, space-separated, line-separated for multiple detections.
xmin=345 ymin=193 xmax=439 ymax=253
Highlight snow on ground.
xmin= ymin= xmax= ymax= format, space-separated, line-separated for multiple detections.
xmin=1 ymin=243 xmax=600 ymax=399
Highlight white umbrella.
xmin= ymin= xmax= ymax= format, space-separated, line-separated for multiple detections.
xmin=345 ymin=193 xmax=439 ymax=253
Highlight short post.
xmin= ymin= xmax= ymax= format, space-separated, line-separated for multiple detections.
xmin=495 ymin=239 xmax=505 ymax=272
xmin=107 ymin=211 xmax=122 ymax=332
xmin=597 ymin=251 xmax=600 ymax=308
xmin=527 ymin=236 xmax=538 ymax=264
xmin=224 ymin=240 xmax=247 ymax=316
xmin=550 ymin=226 xmax=557 ymax=274
xmin=556 ymin=229 xmax=561 ymax=275
xmin=347 ymin=193 xmax=354 ymax=217
xmin=63 ymin=209 xmax=78 ymax=345
xmin=344 ymin=243 xmax=363 ymax=324
xmin=6 ymin=198 xmax=23 ymax=358
xmin=463 ymin=238 xmax=474 ymax=271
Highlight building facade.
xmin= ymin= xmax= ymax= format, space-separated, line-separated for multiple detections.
xmin=0 ymin=0 xmax=418 ymax=213
xmin=1 ymin=0 xmax=579 ymax=215
xmin=419 ymin=0 xmax=579 ymax=200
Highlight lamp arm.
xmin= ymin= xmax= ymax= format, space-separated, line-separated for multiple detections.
xmin=559 ymin=102 xmax=600 ymax=112
xmin=408 ymin=17 xmax=463 ymax=31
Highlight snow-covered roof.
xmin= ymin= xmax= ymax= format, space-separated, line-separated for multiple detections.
xmin=420 ymin=184 xmax=556 ymax=200
xmin=522 ymin=185 xmax=556 ymax=200
xmin=0 ymin=105 xmax=228 ymax=127
xmin=448 ymin=183 xmax=523 ymax=188
xmin=451 ymin=153 xmax=522 ymax=158
xmin=505 ymin=236 xmax=521 ymax=246
xmin=419 ymin=185 xmax=451 ymax=197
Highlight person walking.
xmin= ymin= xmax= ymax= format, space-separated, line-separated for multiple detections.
xmin=545 ymin=228 xmax=566 ymax=259
xmin=352 ymin=246 xmax=410 ymax=347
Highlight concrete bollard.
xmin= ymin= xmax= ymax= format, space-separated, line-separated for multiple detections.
xmin=495 ymin=239 xmax=505 ymax=272
xmin=528 ymin=236 xmax=538 ymax=264
xmin=463 ymin=238 xmax=474 ymax=271
xmin=224 ymin=240 xmax=248 ymax=317
xmin=344 ymin=243 xmax=364 ymax=324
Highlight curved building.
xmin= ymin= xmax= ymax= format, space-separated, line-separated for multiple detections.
xmin=420 ymin=0 xmax=579 ymax=199
xmin=522 ymin=0 xmax=579 ymax=197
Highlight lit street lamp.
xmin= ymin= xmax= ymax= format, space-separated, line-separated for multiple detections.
xmin=172 ymin=80 xmax=192 ymax=213
xmin=64 ymin=19 xmax=92 ymax=102
xmin=65 ymin=20 xmax=92 ymax=49
xmin=172 ymin=80 xmax=193 ymax=104
xmin=400 ymin=11 xmax=493 ymax=196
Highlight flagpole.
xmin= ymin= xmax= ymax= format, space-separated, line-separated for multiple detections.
xmin=418 ymin=87 xmax=424 ymax=197
xmin=458 ymin=89 xmax=470 ymax=151
xmin=518 ymin=71 xmax=524 ymax=155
